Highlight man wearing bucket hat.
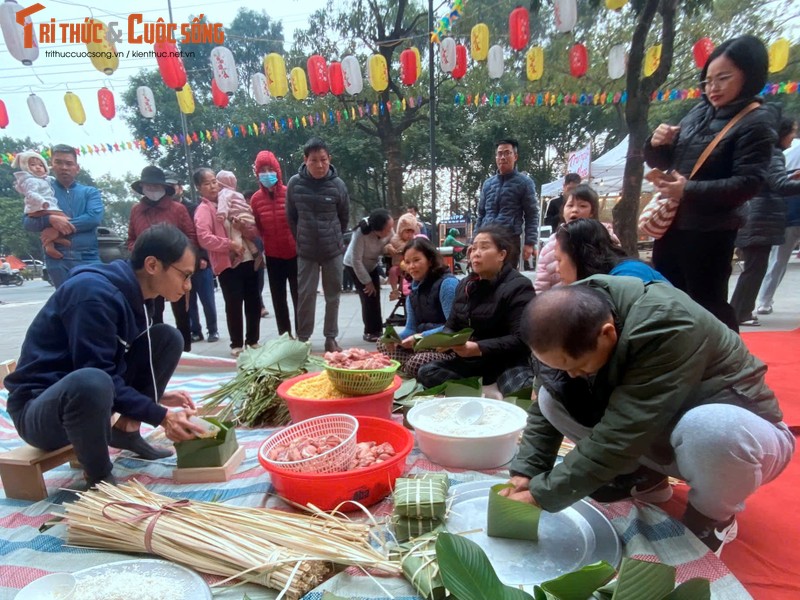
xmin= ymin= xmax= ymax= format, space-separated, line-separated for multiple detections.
xmin=127 ymin=166 xmax=198 ymax=352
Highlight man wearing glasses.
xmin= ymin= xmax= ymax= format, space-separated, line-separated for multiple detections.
xmin=5 ymin=224 xmax=206 ymax=488
xmin=476 ymin=138 xmax=540 ymax=266
xmin=23 ymin=144 xmax=104 ymax=288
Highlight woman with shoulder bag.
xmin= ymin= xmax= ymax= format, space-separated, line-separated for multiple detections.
xmin=643 ymin=35 xmax=776 ymax=332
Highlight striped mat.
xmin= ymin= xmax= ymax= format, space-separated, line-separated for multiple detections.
xmin=0 ymin=359 xmax=751 ymax=600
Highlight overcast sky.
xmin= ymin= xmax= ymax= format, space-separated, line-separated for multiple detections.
xmin=0 ymin=0 xmax=331 ymax=179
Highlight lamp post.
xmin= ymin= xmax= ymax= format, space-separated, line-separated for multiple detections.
xmin=167 ymin=0 xmax=196 ymax=200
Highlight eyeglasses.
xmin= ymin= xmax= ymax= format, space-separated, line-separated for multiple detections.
xmin=699 ymin=73 xmax=736 ymax=92
xmin=496 ymin=150 xmax=515 ymax=157
xmin=167 ymin=263 xmax=193 ymax=282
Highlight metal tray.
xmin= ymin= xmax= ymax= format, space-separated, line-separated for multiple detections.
xmin=72 ymin=559 xmax=212 ymax=599
xmin=446 ymin=480 xmax=621 ymax=589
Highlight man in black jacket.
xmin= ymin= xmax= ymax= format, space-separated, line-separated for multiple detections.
xmin=286 ymin=137 xmax=350 ymax=352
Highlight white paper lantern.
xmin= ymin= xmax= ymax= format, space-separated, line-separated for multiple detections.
xmin=554 ymin=0 xmax=578 ymax=33
xmin=27 ymin=93 xmax=48 ymax=127
xmin=0 ymin=0 xmax=39 ymax=65
xmin=440 ymin=37 xmax=457 ymax=73
xmin=608 ymin=44 xmax=627 ymax=80
xmin=136 ymin=86 xmax=156 ymax=119
xmin=341 ymin=55 xmax=363 ymax=95
xmin=251 ymin=72 xmax=271 ymax=105
xmin=210 ymin=46 xmax=238 ymax=96
xmin=487 ymin=45 xmax=504 ymax=79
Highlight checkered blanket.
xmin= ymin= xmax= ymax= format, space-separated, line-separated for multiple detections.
xmin=0 ymin=359 xmax=751 ymax=600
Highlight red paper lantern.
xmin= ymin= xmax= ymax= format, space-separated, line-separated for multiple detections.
xmin=569 ymin=43 xmax=588 ymax=77
xmin=0 ymin=99 xmax=8 ymax=129
xmin=97 ymin=88 xmax=115 ymax=121
xmin=307 ymin=54 xmax=330 ymax=96
xmin=328 ymin=61 xmax=345 ymax=96
xmin=154 ymin=40 xmax=187 ymax=90
xmin=509 ymin=7 xmax=530 ymax=51
xmin=211 ymin=79 xmax=229 ymax=108
xmin=400 ymin=48 xmax=418 ymax=85
xmin=452 ymin=44 xmax=468 ymax=80
xmin=692 ymin=37 xmax=715 ymax=70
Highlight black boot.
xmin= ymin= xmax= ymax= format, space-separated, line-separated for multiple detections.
xmin=110 ymin=428 xmax=173 ymax=460
xmin=590 ymin=465 xmax=672 ymax=504
xmin=683 ymin=503 xmax=738 ymax=557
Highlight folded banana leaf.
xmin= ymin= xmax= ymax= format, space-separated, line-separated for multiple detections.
xmin=394 ymin=474 xmax=450 ymax=519
xmin=393 ymin=532 xmax=447 ymax=600
xmin=487 ymin=483 xmax=541 ymax=541
xmin=413 ymin=328 xmax=474 ymax=351
xmin=392 ymin=515 xmax=444 ymax=543
xmin=380 ymin=323 xmax=403 ymax=343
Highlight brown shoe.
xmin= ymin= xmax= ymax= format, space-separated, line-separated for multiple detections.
xmin=324 ymin=337 xmax=342 ymax=352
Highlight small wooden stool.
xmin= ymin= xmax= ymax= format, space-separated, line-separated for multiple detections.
xmin=0 ymin=358 xmax=79 ymax=501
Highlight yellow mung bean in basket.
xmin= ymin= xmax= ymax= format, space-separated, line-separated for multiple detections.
xmin=287 ymin=371 xmax=349 ymax=399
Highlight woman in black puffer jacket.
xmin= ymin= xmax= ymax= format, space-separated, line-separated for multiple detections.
xmin=644 ymin=35 xmax=776 ymax=332
xmin=730 ymin=115 xmax=800 ymax=326
xmin=416 ymin=224 xmax=535 ymax=396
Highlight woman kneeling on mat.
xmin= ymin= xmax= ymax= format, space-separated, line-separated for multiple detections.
xmin=416 ymin=224 xmax=535 ymax=396
xmin=377 ymin=237 xmax=458 ymax=377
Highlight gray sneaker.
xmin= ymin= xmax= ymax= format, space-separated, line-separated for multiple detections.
xmin=756 ymin=305 xmax=772 ymax=315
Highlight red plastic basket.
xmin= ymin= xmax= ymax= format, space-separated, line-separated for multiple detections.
xmin=277 ymin=373 xmax=402 ymax=421
xmin=260 ymin=414 xmax=358 ymax=473
xmin=258 ymin=416 xmax=414 ymax=511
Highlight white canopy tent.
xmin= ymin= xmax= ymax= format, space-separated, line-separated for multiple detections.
xmin=785 ymin=138 xmax=800 ymax=171
xmin=541 ymin=136 xmax=655 ymax=197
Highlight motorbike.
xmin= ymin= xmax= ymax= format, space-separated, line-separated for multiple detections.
xmin=0 ymin=269 xmax=24 ymax=286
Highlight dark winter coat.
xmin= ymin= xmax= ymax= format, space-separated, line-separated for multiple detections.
xmin=476 ymin=169 xmax=539 ymax=246
xmin=445 ymin=264 xmax=534 ymax=367
xmin=285 ymin=164 xmax=350 ymax=261
xmin=126 ymin=197 xmax=197 ymax=251
xmin=250 ymin=151 xmax=297 ymax=260
xmin=409 ymin=271 xmax=457 ymax=333
xmin=736 ymin=147 xmax=800 ymax=247
xmin=644 ymin=96 xmax=776 ymax=232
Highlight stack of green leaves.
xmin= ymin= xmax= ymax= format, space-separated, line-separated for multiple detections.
xmin=391 ymin=532 xmax=447 ymax=600
xmin=392 ymin=474 xmax=450 ymax=543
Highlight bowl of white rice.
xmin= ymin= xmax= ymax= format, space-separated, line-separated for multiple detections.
xmin=407 ymin=397 xmax=528 ymax=469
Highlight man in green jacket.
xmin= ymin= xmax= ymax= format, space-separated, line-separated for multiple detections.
xmin=503 ymin=276 xmax=794 ymax=556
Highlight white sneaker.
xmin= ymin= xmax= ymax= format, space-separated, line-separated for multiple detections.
xmin=230 ymin=347 xmax=243 ymax=357
xmin=248 ymin=343 xmax=261 ymax=350
xmin=756 ymin=305 xmax=772 ymax=315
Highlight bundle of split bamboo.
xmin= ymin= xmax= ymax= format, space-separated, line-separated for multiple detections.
xmin=64 ymin=481 xmax=399 ymax=600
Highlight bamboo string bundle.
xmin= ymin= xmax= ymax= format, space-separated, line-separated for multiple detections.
xmin=64 ymin=481 xmax=400 ymax=600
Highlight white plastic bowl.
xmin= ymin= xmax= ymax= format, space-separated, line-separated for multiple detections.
xmin=407 ymin=397 xmax=528 ymax=469
xmin=15 ymin=573 xmax=76 ymax=599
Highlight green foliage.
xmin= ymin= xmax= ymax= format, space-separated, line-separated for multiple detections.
xmin=0 ymin=196 xmax=41 ymax=258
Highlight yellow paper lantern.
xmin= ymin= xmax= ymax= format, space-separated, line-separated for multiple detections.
xmin=768 ymin=38 xmax=790 ymax=73
xmin=412 ymin=47 xmax=421 ymax=77
xmin=605 ymin=0 xmax=629 ymax=9
xmin=526 ymin=46 xmax=544 ymax=81
xmin=367 ymin=54 xmax=389 ymax=92
xmin=176 ymin=84 xmax=195 ymax=115
xmin=264 ymin=53 xmax=289 ymax=98
xmin=86 ymin=20 xmax=119 ymax=75
xmin=471 ymin=23 xmax=489 ymax=61
xmin=644 ymin=44 xmax=661 ymax=77
xmin=290 ymin=67 xmax=309 ymax=100
xmin=64 ymin=92 xmax=86 ymax=125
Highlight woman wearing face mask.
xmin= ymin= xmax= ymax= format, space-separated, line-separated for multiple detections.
xmin=126 ymin=166 xmax=198 ymax=352
xmin=644 ymin=35 xmax=776 ymax=332
xmin=343 ymin=209 xmax=395 ymax=342
xmin=250 ymin=150 xmax=299 ymax=338
xmin=416 ymin=224 xmax=536 ymax=397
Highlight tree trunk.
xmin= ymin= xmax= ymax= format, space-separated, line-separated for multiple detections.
xmin=382 ymin=121 xmax=405 ymax=215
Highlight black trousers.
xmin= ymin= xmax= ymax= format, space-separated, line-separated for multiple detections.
xmin=11 ymin=324 xmax=183 ymax=481
xmin=266 ymin=256 xmax=298 ymax=336
xmin=346 ymin=265 xmax=383 ymax=336
xmin=653 ymin=228 xmax=739 ymax=332
xmin=152 ymin=295 xmax=191 ymax=352
xmin=730 ymin=245 xmax=772 ymax=324
xmin=218 ymin=260 xmax=262 ymax=348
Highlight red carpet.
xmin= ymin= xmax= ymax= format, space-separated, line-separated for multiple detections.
xmin=662 ymin=328 xmax=800 ymax=599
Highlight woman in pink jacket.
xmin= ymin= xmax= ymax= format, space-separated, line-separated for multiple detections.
xmin=193 ymin=167 xmax=261 ymax=357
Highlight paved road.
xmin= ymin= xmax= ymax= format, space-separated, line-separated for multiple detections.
xmin=1 ymin=263 xmax=799 ymax=365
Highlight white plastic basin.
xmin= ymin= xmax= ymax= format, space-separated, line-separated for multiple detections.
xmin=407 ymin=397 xmax=528 ymax=469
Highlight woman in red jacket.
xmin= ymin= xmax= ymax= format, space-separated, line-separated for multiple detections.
xmin=250 ymin=150 xmax=298 ymax=338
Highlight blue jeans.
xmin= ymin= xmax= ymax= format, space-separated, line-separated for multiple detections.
xmin=10 ymin=324 xmax=183 ymax=481
xmin=189 ymin=266 xmax=218 ymax=336
xmin=45 ymin=254 xmax=101 ymax=288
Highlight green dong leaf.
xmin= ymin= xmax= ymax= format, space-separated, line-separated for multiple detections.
xmin=611 ymin=558 xmax=676 ymax=600
xmin=536 ymin=561 xmax=617 ymax=600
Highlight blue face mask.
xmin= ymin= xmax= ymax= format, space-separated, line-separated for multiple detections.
xmin=259 ymin=172 xmax=278 ymax=188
